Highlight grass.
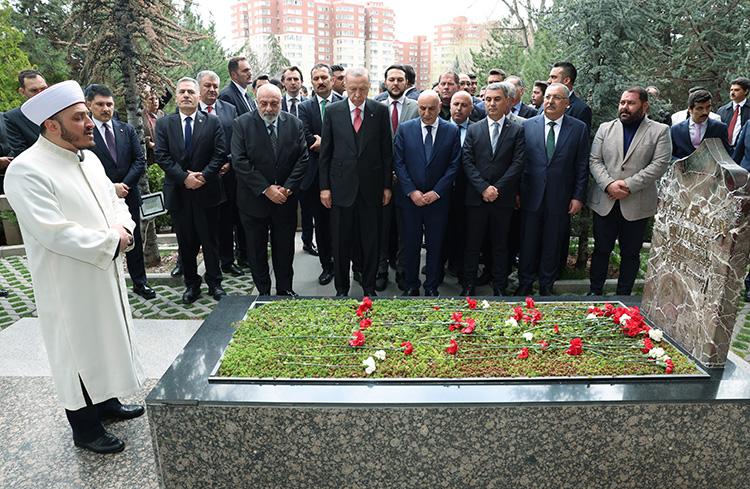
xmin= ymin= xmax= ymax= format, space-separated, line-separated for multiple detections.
xmin=218 ymin=298 xmax=700 ymax=379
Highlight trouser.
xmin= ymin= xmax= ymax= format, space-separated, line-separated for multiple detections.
xmin=218 ymin=170 xmax=247 ymax=267
xmin=518 ymin=207 xmax=571 ymax=288
xmin=65 ymin=378 xmax=122 ymax=443
xmin=463 ymin=202 xmax=513 ymax=290
xmin=172 ymin=201 xmax=222 ymax=290
xmin=125 ymin=202 xmax=147 ymax=288
xmin=301 ymin=187 xmax=333 ymax=271
xmin=377 ymin=200 xmax=404 ymax=276
xmin=589 ymin=202 xmax=648 ymax=295
xmin=331 ymin=196 xmax=382 ymax=294
xmin=401 ymin=199 xmax=449 ymax=290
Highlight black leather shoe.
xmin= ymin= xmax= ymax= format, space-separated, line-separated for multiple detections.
xmin=170 ymin=264 xmax=183 ymax=277
xmin=402 ymin=288 xmax=420 ymax=296
xmin=182 ymin=287 xmax=201 ymax=304
xmin=101 ymin=403 xmax=145 ymax=421
xmin=74 ymin=432 xmax=125 ymax=454
xmin=277 ymin=290 xmax=298 ymax=297
xmin=353 ymin=271 xmax=362 ymax=284
xmin=0 ymin=289 xmax=8 ymax=297
xmin=476 ymin=270 xmax=492 ymax=286
xmin=237 ymin=258 xmax=251 ymax=270
xmin=257 ymin=289 xmax=271 ymax=296
xmin=539 ymin=285 xmax=553 ymax=296
xmin=493 ymin=288 xmax=507 ymax=296
xmin=514 ymin=285 xmax=533 ymax=296
xmin=460 ymin=286 xmax=475 ymax=296
xmin=375 ymin=273 xmax=388 ymax=291
xmin=335 ymin=290 xmax=348 ymax=297
xmin=396 ymin=272 xmax=406 ymax=291
xmin=318 ymin=269 xmax=334 ymax=285
xmin=424 ymin=288 xmax=439 ymax=297
xmin=221 ymin=263 xmax=244 ymax=277
xmin=208 ymin=286 xmax=226 ymax=301
xmin=421 ymin=265 xmax=427 ymax=275
xmin=303 ymin=242 xmax=319 ymax=256
xmin=133 ymin=284 xmax=156 ymax=300
xmin=363 ymin=289 xmax=377 ymax=297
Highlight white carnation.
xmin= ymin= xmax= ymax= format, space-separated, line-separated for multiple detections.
xmin=648 ymin=329 xmax=664 ymax=342
xmin=648 ymin=347 xmax=665 ymax=359
xmin=505 ymin=317 xmax=519 ymax=327
xmin=481 ymin=300 xmax=491 ymax=309
xmin=374 ymin=350 xmax=386 ymax=361
xmin=522 ymin=332 xmax=534 ymax=341
xmin=362 ymin=356 xmax=376 ymax=375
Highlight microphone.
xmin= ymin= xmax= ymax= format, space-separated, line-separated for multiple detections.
xmin=77 ymin=151 xmax=85 ymax=162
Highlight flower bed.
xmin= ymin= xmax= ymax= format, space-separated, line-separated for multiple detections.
xmin=217 ymin=297 xmax=701 ymax=379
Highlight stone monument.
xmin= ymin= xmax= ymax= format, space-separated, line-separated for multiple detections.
xmin=642 ymin=138 xmax=750 ymax=367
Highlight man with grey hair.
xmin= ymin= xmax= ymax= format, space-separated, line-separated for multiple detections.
xmin=461 ymin=81 xmax=525 ymax=296
xmin=507 ymin=75 xmax=538 ymax=118
xmin=319 ymin=66 xmax=393 ymax=297
xmin=502 ymin=81 xmax=526 ymax=124
xmin=232 ymin=83 xmax=309 ymax=296
xmin=197 ymin=70 xmax=246 ymax=277
xmin=155 ymin=76 xmax=227 ymax=303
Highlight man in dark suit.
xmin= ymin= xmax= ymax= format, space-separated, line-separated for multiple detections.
xmin=319 ymin=66 xmax=393 ymax=297
xmin=394 ymin=90 xmax=461 ymax=296
xmin=232 ymin=84 xmax=309 ymax=296
xmin=0 ymin=112 xmax=12 ymax=196
xmin=197 ymin=70 xmax=245 ymax=278
xmin=85 ymin=84 xmax=155 ymax=300
xmin=507 ymin=76 xmax=539 ymax=119
xmin=546 ymin=62 xmax=592 ymax=132
xmin=461 ymin=82 xmax=525 ymax=296
xmin=438 ymin=71 xmax=484 ymax=122
xmin=155 ymin=77 xmax=227 ymax=303
xmin=219 ymin=56 xmax=256 ymax=117
xmin=671 ymin=89 xmax=730 ymax=160
xmin=717 ymin=77 xmax=750 ymax=150
xmin=5 ymin=70 xmax=48 ymax=156
xmin=298 ymin=63 xmax=344 ymax=286
xmin=516 ymin=83 xmax=589 ymax=296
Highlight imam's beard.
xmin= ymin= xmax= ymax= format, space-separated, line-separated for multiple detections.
xmin=60 ymin=122 xmax=95 ymax=149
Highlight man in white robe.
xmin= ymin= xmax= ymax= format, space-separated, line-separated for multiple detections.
xmin=4 ymin=80 xmax=145 ymax=454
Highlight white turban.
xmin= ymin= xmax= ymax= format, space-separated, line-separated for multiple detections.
xmin=21 ymin=80 xmax=85 ymax=126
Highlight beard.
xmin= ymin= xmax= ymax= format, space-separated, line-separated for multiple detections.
xmin=60 ymin=122 xmax=95 ymax=149
xmin=261 ymin=112 xmax=279 ymax=125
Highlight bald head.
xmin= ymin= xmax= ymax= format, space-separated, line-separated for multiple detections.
xmin=417 ymin=89 xmax=440 ymax=125
xmin=450 ymin=90 xmax=473 ymax=124
xmin=256 ymin=83 xmax=282 ymax=124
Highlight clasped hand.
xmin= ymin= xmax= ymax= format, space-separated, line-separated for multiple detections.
xmin=606 ymin=180 xmax=630 ymax=200
xmin=266 ymin=184 xmax=291 ymax=204
xmin=482 ymin=185 xmax=499 ymax=202
xmin=184 ymin=171 xmax=206 ymax=190
xmin=410 ymin=190 xmax=439 ymax=207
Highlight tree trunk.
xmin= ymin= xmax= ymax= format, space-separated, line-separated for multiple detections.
xmin=575 ymin=209 xmax=590 ymax=270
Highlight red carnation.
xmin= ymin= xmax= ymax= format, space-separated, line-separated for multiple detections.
xmin=538 ymin=340 xmax=549 ymax=350
xmin=553 ymin=324 xmax=560 ymax=334
xmin=451 ymin=311 xmax=463 ymax=323
xmin=460 ymin=318 xmax=476 ymax=334
xmin=433 ymin=305 xmax=441 ymax=311
xmin=348 ymin=330 xmax=366 ymax=347
xmin=401 ymin=341 xmax=414 ymax=355
xmin=525 ymin=296 xmax=535 ymax=309
xmin=361 ymin=296 xmax=373 ymax=309
xmin=517 ymin=347 xmax=529 ymax=359
xmin=513 ymin=306 xmax=524 ymax=321
xmin=466 ymin=297 xmax=477 ymax=309
xmin=359 ymin=318 xmax=372 ymax=330
xmin=641 ymin=337 xmax=653 ymax=354
xmin=665 ymin=358 xmax=674 ymax=374
xmin=566 ymin=337 xmax=583 ymax=356
xmin=445 ymin=339 xmax=458 ymax=355
xmin=530 ymin=309 xmax=543 ymax=325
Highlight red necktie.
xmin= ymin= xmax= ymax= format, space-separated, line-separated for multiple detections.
xmin=207 ymin=105 xmax=213 ymax=113
xmin=353 ymin=107 xmax=362 ymax=133
xmin=391 ymin=101 xmax=399 ymax=133
xmin=728 ymin=105 xmax=740 ymax=143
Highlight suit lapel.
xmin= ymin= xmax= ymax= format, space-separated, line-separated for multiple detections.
xmin=551 ymin=116 xmax=572 ymax=164
xmin=623 ymin=118 xmax=649 ymax=164
xmin=190 ymin=112 xmax=206 ymax=154
xmin=93 ymin=127 xmax=115 ymax=167
xmin=357 ymin=101 xmax=375 ymax=157
xmin=170 ymin=115 xmax=186 ymax=163
xmin=491 ymin=118 xmax=511 ymax=161
xmin=613 ymin=120 xmax=625 ymax=164
xmin=113 ymin=120 xmax=126 ymax=167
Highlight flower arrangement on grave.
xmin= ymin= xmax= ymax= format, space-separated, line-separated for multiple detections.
xmin=218 ymin=297 xmax=697 ymax=379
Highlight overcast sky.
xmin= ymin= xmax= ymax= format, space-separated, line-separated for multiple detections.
xmin=194 ymin=0 xmax=511 ymax=49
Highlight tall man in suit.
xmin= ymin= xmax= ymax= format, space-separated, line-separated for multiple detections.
xmin=319 ymin=67 xmax=393 ymax=297
xmin=232 ymin=84 xmax=308 ymax=296
xmin=671 ymin=89 xmax=730 ymax=160
xmin=281 ymin=66 xmax=307 ymax=118
xmin=0 ymin=112 xmax=12 ymax=197
xmin=588 ymin=87 xmax=671 ymax=296
xmin=219 ymin=56 xmax=256 ymax=117
xmin=546 ymin=62 xmax=592 ymax=131
xmin=5 ymin=70 xmax=48 ymax=156
xmin=298 ymin=64 xmax=344 ymax=286
xmin=394 ymin=90 xmax=461 ymax=296
xmin=155 ymin=77 xmax=227 ymax=303
xmin=197 ymin=70 xmax=246 ymax=277
xmin=461 ymin=82 xmax=525 ymax=296
xmin=377 ymin=64 xmax=419 ymax=291
xmin=516 ymin=83 xmax=589 ymax=296
xmin=717 ymin=77 xmax=750 ymax=150
xmin=85 ymin=84 xmax=155 ymax=300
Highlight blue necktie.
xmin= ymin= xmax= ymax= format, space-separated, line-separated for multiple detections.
xmin=184 ymin=116 xmax=193 ymax=154
xmin=424 ymin=125 xmax=433 ymax=162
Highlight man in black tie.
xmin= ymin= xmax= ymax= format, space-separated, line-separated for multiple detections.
xmin=319 ymin=66 xmax=393 ymax=297
xmin=461 ymin=82 xmax=525 ymax=296
xmin=281 ymin=66 xmax=307 ymax=118
xmin=155 ymin=77 xmax=227 ymax=303
xmin=232 ymin=84 xmax=309 ymax=296
xmin=717 ymin=77 xmax=750 ymax=151
xmin=219 ymin=56 xmax=256 ymax=116
xmin=85 ymin=84 xmax=155 ymax=299
xmin=546 ymin=62 xmax=592 ymax=131
xmin=5 ymin=70 xmax=48 ymax=156
xmin=298 ymin=64 xmax=344 ymax=286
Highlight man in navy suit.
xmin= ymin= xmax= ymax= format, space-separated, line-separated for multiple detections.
xmin=671 ymin=89 xmax=730 ymax=160
xmin=717 ymin=77 xmax=750 ymax=150
xmin=298 ymin=64 xmax=344 ymax=286
xmin=507 ymin=76 xmax=539 ymax=119
xmin=156 ymin=77 xmax=227 ymax=304
xmin=281 ymin=66 xmax=307 ymax=117
xmin=515 ymin=83 xmax=589 ymax=296
xmin=461 ymin=82 xmax=525 ymax=296
xmin=85 ymin=84 xmax=155 ymax=299
xmin=5 ymin=70 xmax=48 ymax=156
xmin=219 ymin=56 xmax=256 ymax=117
xmin=546 ymin=62 xmax=592 ymax=132
xmin=393 ymin=90 xmax=461 ymax=296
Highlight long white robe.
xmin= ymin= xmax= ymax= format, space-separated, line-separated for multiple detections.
xmin=5 ymin=136 xmax=144 ymax=410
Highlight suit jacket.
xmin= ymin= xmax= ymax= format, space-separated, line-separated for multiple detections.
xmin=462 ymin=117 xmax=525 ymax=207
xmin=231 ymin=111 xmax=309 ymax=218
xmin=4 ymin=107 xmax=40 ymax=157
xmin=219 ymin=82 xmax=255 ymax=117
xmin=204 ymin=99 xmax=237 ymax=161
xmin=520 ymin=115 xmax=589 ymax=213
xmin=733 ymin=121 xmax=750 ymax=171
xmin=154 ymin=111 xmax=226 ymax=211
xmin=717 ymin=101 xmax=750 ymax=139
xmin=670 ymin=118 xmax=730 ymax=160
xmin=393 ymin=118 xmax=461 ymax=204
xmin=567 ymin=92 xmax=592 ymax=131
xmin=281 ymin=94 xmax=307 ymax=117
xmin=297 ymin=92 xmax=344 ymax=190
xmin=319 ymin=98 xmax=393 ymax=208
xmin=0 ymin=112 xmax=9 ymax=156
xmin=382 ymin=97 xmax=419 ymax=135
xmin=404 ymin=87 xmax=420 ymax=100
xmin=588 ymin=117 xmax=671 ymax=221
xmin=90 ymin=119 xmax=146 ymax=207
xmin=516 ymin=103 xmax=538 ymax=119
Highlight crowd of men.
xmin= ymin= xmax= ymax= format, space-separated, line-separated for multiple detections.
xmin=2 ymin=62 xmax=750 ymax=305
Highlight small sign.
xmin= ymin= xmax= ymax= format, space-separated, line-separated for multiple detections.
xmin=140 ymin=192 xmax=167 ymax=220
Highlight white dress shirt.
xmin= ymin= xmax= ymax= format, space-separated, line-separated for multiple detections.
xmin=179 ymin=110 xmax=197 ymax=133
xmin=348 ymin=99 xmax=365 ymax=126
xmin=487 ymin=115 xmax=506 ymax=146
xmin=93 ymin=117 xmax=114 ymax=142
xmin=543 ymin=114 xmax=564 ymax=145
xmin=387 ymin=95 xmax=406 ymax=120
xmin=421 ymin=119 xmax=439 ymax=142
xmin=730 ymin=99 xmax=746 ymax=144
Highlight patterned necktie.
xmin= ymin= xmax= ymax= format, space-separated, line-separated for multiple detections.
xmin=320 ymin=99 xmax=327 ymax=120
xmin=424 ymin=125 xmax=433 ymax=162
xmin=184 ymin=116 xmax=193 ymax=154
xmin=104 ymin=123 xmax=117 ymax=163
xmin=268 ymin=123 xmax=278 ymax=158
xmin=728 ymin=105 xmax=740 ymax=143
xmin=391 ymin=101 xmax=399 ymax=133
xmin=353 ymin=107 xmax=362 ymax=133
xmin=491 ymin=121 xmax=500 ymax=154
xmin=290 ymin=97 xmax=298 ymax=117
xmin=546 ymin=121 xmax=556 ymax=160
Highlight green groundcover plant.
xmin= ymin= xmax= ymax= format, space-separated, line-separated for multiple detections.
xmin=218 ymin=297 xmax=700 ymax=379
